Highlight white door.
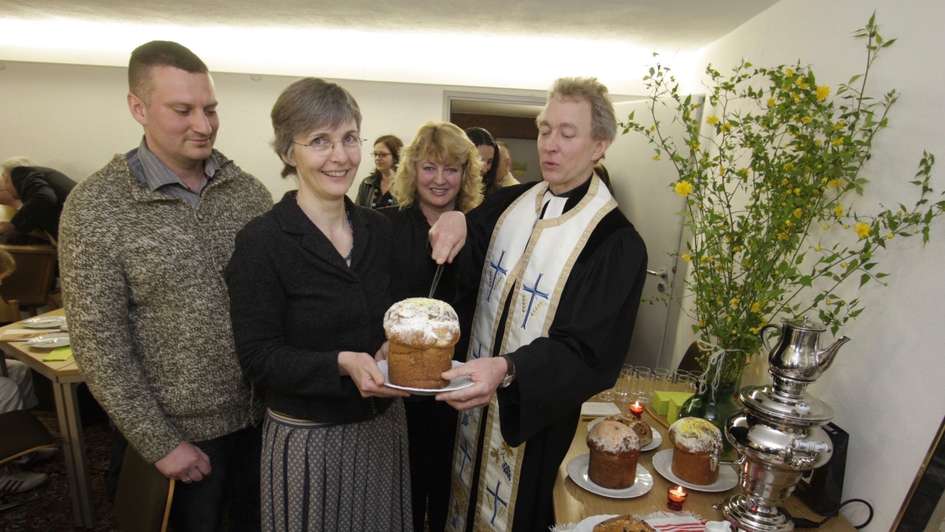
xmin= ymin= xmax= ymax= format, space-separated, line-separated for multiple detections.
xmin=606 ymin=98 xmax=702 ymax=369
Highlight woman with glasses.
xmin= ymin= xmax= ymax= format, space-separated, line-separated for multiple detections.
xmin=225 ymin=78 xmax=467 ymax=531
xmin=355 ymin=134 xmax=403 ymax=209
xmin=380 ymin=122 xmax=482 ymax=532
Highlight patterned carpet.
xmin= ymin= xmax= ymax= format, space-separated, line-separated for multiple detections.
xmin=1 ymin=409 xmax=117 ymax=531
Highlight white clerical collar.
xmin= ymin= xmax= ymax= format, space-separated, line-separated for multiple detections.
xmin=540 ymin=191 xmax=568 ymax=220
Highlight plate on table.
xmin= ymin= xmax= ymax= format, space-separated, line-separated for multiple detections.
xmin=651 ymin=448 xmax=739 ymax=492
xmin=23 ymin=316 xmax=67 ymax=330
xmin=25 ymin=333 xmax=70 ymax=349
xmin=566 ymin=453 xmax=653 ymax=499
xmin=378 ymin=360 xmax=473 ymax=396
xmin=587 ymin=417 xmax=662 ymax=452
xmin=570 ymin=514 xmax=623 ymax=532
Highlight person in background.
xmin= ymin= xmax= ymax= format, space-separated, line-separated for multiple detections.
xmin=356 ymin=134 xmax=403 ymax=209
xmin=495 ymin=141 xmax=520 ymax=185
xmin=440 ymin=77 xmax=648 ymax=532
xmin=59 ymin=40 xmax=272 ymax=531
xmin=464 ymin=127 xmax=509 ymax=198
xmin=0 ymin=157 xmax=76 ymax=244
xmin=381 ymin=121 xmax=482 ymax=531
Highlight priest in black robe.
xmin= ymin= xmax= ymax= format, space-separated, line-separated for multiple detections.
xmin=438 ymin=77 xmax=648 ymax=532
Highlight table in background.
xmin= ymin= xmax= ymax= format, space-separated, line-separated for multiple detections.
xmin=0 ymin=308 xmax=94 ymax=528
xmin=553 ymin=408 xmax=853 ymax=530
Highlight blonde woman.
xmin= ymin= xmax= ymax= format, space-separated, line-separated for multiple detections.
xmin=380 ymin=121 xmax=482 ymax=531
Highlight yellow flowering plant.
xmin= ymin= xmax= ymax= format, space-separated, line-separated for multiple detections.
xmin=623 ymin=15 xmax=944 ymax=401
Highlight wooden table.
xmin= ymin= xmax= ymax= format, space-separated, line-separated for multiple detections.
xmin=0 ymin=308 xmax=94 ymax=528
xmin=553 ymin=407 xmax=853 ymax=530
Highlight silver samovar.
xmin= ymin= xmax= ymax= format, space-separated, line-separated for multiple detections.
xmin=721 ymin=319 xmax=850 ymax=531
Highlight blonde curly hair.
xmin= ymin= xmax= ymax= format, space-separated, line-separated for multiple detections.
xmin=390 ymin=122 xmax=484 ymax=213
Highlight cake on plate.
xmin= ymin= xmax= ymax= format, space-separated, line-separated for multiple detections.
xmin=587 ymin=419 xmax=640 ymax=489
xmin=592 ymin=514 xmax=656 ymax=532
xmin=668 ymin=416 xmax=722 ymax=485
xmin=383 ymin=298 xmax=459 ymax=389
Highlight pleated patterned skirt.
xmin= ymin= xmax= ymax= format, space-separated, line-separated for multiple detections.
xmin=261 ymin=401 xmax=412 ymax=531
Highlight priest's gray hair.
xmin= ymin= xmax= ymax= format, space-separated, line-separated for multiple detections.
xmin=548 ymin=77 xmax=617 ymax=143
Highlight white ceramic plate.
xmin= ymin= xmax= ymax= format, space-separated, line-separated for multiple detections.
xmin=586 ymin=417 xmax=662 ymax=452
xmin=378 ymin=360 xmax=474 ymax=396
xmin=651 ymin=448 xmax=739 ymax=492
xmin=570 ymin=514 xmax=621 ymax=532
xmin=566 ymin=453 xmax=653 ymax=499
xmin=25 ymin=333 xmax=70 ymax=349
xmin=23 ymin=316 xmax=67 ymax=330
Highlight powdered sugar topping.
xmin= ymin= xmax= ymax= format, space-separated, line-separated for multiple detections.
xmin=384 ymin=297 xmax=459 ymax=345
xmin=587 ymin=419 xmax=640 ymax=453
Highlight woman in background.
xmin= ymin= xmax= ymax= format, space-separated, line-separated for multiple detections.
xmin=382 ymin=121 xmax=482 ymax=531
xmin=464 ymin=127 xmax=517 ymax=198
xmin=356 ymin=134 xmax=403 ymax=208
xmin=226 ymin=78 xmax=412 ymax=531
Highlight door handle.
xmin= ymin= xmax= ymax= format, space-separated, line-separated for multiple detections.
xmin=646 ymin=268 xmax=668 ymax=280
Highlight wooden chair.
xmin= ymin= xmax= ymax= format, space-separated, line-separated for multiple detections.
xmin=114 ymin=445 xmax=175 ymax=532
xmin=0 ymin=244 xmax=57 ymax=315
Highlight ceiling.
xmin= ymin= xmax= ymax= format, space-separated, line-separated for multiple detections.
xmin=0 ymin=0 xmax=779 ymax=93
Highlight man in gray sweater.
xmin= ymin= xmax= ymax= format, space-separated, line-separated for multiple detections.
xmin=59 ymin=41 xmax=272 ymax=531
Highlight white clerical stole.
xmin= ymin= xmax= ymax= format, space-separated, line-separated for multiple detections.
xmin=447 ymin=175 xmax=616 ymax=531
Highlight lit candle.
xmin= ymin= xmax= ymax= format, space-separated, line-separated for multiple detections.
xmin=667 ymin=485 xmax=687 ymax=510
xmin=629 ymin=400 xmax=644 ymax=418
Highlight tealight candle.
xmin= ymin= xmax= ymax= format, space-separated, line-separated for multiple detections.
xmin=667 ymin=485 xmax=687 ymax=510
xmin=629 ymin=400 xmax=644 ymax=418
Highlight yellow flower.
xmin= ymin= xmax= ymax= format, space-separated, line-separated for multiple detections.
xmin=885 ymin=232 xmax=895 ymax=240
xmin=801 ymin=116 xmax=812 ymax=124
xmin=680 ymin=252 xmax=691 ymax=263
xmin=784 ymin=67 xmax=795 ymax=77
xmin=750 ymin=325 xmax=762 ymax=334
xmin=793 ymin=93 xmax=801 ymax=103
xmin=793 ymin=207 xmax=803 ymax=218
xmin=750 ymin=302 xmax=762 ymax=313
xmin=785 ymin=219 xmax=794 ymax=227
xmin=834 ymin=120 xmax=846 ymax=130
xmin=777 ymin=232 xmax=789 ymax=241
xmin=793 ymin=187 xmax=801 ymax=196
xmin=721 ymin=122 xmax=732 ymax=133
xmin=767 ymin=97 xmax=776 ymax=108
xmin=795 ymin=78 xmax=809 ymax=90
xmin=827 ymin=178 xmax=843 ymax=189
xmin=783 ymin=162 xmax=795 ymax=172
xmin=690 ymin=141 xmax=701 ymax=150
xmin=834 ymin=204 xmax=845 ymax=217
xmin=652 ymin=153 xmax=661 ymax=161
xmin=674 ymin=180 xmax=694 ymax=197
xmin=831 ymin=137 xmax=844 ymax=146
xmin=816 ymin=85 xmax=831 ymax=102
xmin=707 ymin=115 xmax=720 ymax=126
xmin=855 ymin=222 xmax=871 ymax=239
xmin=729 ymin=297 xmax=740 ymax=309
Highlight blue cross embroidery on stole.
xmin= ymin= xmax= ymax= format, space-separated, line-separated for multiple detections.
xmin=487 ymin=479 xmax=509 ymax=525
xmin=521 ymin=273 xmax=550 ymax=328
xmin=486 ymin=251 xmax=508 ymax=301
xmin=459 ymin=438 xmax=473 ymax=477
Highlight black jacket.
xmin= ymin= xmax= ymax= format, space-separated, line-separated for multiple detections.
xmin=10 ymin=166 xmax=76 ymax=236
xmin=225 ymin=191 xmax=393 ymax=423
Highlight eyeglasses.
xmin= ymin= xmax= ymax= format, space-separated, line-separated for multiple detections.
xmin=294 ymin=134 xmax=366 ymax=153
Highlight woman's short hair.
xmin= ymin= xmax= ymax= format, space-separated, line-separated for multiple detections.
xmin=1 ymin=156 xmax=34 ymax=178
xmin=548 ymin=77 xmax=617 ymax=143
xmin=373 ymin=135 xmax=404 ymax=168
xmin=463 ymin=127 xmax=499 ymax=192
xmin=391 ymin=122 xmax=483 ymax=213
xmin=271 ymin=78 xmax=362 ymax=178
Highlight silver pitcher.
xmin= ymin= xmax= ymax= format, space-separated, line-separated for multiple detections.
xmin=722 ymin=318 xmax=850 ymax=531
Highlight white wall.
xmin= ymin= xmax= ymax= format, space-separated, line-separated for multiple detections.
xmin=0 ymin=60 xmax=548 ymax=199
xmin=692 ymin=1 xmax=945 ymax=528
